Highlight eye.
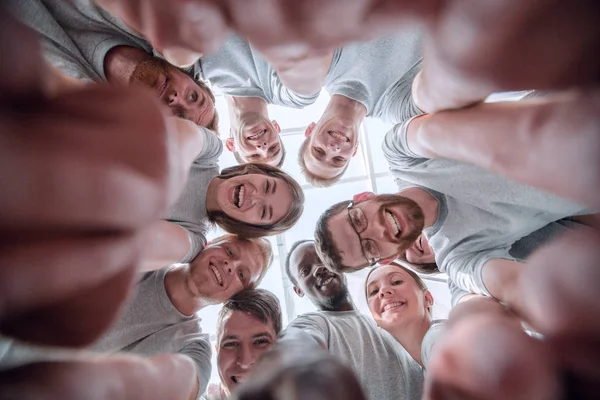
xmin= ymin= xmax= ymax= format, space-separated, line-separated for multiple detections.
xmin=189 ymin=91 xmax=198 ymax=101
xmin=392 ymin=280 xmax=404 ymax=285
xmin=261 ymin=206 xmax=266 ymax=219
xmin=313 ymin=147 xmax=325 ymax=156
xmin=238 ymin=271 xmax=245 ymax=281
xmin=265 ymin=180 xmax=270 ymax=194
xmin=334 ymin=157 xmax=345 ymax=163
xmin=222 ymin=341 xmax=238 ymax=349
xmin=254 ymin=338 xmax=272 ymax=346
xmin=368 ymin=288 xmax=379 ymax=297
xmin=299 ymin=267 xmax=309 ymax=277
xmin=225 ymin=247 xmax=234 ymax=257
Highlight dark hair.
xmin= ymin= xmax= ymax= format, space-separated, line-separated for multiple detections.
xmin=314 ymin=200 xmax=358 ymax=273
xmin=284 ymin=239 xmax=315 ymax=287
xmin=208 ymin=163 xmax=304 ymax=238
xmin=233 ymin=143 xmax=286 ymax=168
xmin=216 ymin=288 xmax=283 ymax=341
xmin=209 ymin=234 xmax=274 ymax=286
xmin=298 ymin=137 xmax=350 ymax=187
xmin=396 ymin=254 xmax=440 ymax=275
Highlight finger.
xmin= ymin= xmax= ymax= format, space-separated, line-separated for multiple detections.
xmin=0 ymin=85 xmax=172 ymax=231
xmin=0 ymin=232 xmax=139 ymax=325
xmin=0 ymin=353 xmax=197 ymax=400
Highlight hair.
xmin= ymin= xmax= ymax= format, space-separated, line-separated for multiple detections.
xmin=365 ymin=261 xmax=433 ymax=314
xmin=396 ymin=254 xmax=440 ymax=275
xmin=284 ymin=239 xmax=315 ymax=287
xmin=298 ymin=137 xmax=350 ymax=187
xmin=233 ymin=143 xmax=286 ymax=168
xmin=314 ymin=200 xmax=358 ymax=273
xmin=216 ymin=288 xmax=283 ymax=342
xmin=208 ymin=163 xmax=304 ymax=238
xmin=209 ymin=233 xmax=274 ymax=286
xmin=180 ymin=68 xmax=220 ymax=135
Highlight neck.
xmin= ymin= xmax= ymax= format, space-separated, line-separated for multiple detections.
xmin=205 ymin=177 xmax=222 ymax=213
xmin=398 ymin=187 xmax=439 ymax=229
xmin=104 ymin=45 xmax=153 ymax=85
xmin=387 ymin=316 xmax=432 ymax=367
xmin=317 ymin=291 xmax=356 ymax=312
xmin=164 ymin=265 xmax=210 ymax=316
xmin=226 ymin=96 xmax=269 ymax=134
xmin=321 ymin=94 xmax=367 ymax=125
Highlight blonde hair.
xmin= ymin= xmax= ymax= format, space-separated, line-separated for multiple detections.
xmin=298 ymin=137 xmax=349 ymax=187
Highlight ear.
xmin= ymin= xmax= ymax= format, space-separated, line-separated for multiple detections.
xmin=424 ymin=290 xmax=434 ymax=308
xmin=272 ymin=120 xmax=281 ymax=134
xmin=353 ymin=191 xmax=375 ymax=203
xmin=305 ymin=122 xmax=316 ymax=137
xmin=378 ymin=255 xmax=397 ymax=265
xmin=352 ymin=145 xmax=359 ymax=157
xmin=293 ymin=286 xmax=305 ymax=298
xmin=225 ymin=137 xmax=235 ymax=152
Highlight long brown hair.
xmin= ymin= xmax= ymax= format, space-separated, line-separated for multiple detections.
xmin=208 ymin=163 xmax=304 ymax=238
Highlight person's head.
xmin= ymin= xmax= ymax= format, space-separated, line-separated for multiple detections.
xmin=314 ymin=192 xmax=425 ymax=273
xmin=216 ymin=289 xmax=282 ymax=393
xmin=187 ymin=234 xmax=273 ymax=305
xmin=398 ymin=234 xmax=440 ymax=274
xmin=365 ymin=262 xmax=433 ymax=332
xmin=129 ymin=57 xmax=219 ymax=132
xmin=285 ymin=240 xmax=349 ymax=311
xmin=298 ymin=96 xmax=366 ymax=187
xmin=227 ymin=114 xmax=285 ymax=167
xmin=208 ymin=163 xmax=304 ymax=238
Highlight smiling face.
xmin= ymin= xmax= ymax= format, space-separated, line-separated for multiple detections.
xmin=130 ymin=57 xmax=216 ymax=128
xmin=303 ymin=117 xmax=360 ymax=179
xmin=230 ymin=114 xmax=283 ymax=166
xmin=405 ymin=234 xmax=435 ymax=264
xmin=217 ymin=310 xmax=277 ymax=392
xmin=325 ymin=194 xmax=425 ymax=271
xmin=187 ymin=239 xmax=266 ymax=304
xmin=366 ymin=265 xmax=432 ymax=331
xmin=288 ymin=242 xmax=348 ymax=310
xmin=215 ymin=173 xmax=294 ymax=226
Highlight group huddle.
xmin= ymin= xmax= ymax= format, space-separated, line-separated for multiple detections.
xmin=1 ymin=0 xmax=599 ymax=399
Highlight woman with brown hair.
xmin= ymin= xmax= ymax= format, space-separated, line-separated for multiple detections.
xmin=364 ymin=262 xmax=444 ymax=368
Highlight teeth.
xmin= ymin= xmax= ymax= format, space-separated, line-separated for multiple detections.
xmin=320 ymin=276 xmax=334 ymax=287
xmin=386 ymin=211 xmax=400 ymax=236
xmin=383 ymin=302 xmax=405 ymax=312
xmin=210 ymin=264 xmax=223 ymax=286
xmin=248 ymin=130 xmax=266 ymax=140
xmin=330 ymin=131 xmax=347 ymax=141
xmin=237 ymin=186 xmax=245 ymax=208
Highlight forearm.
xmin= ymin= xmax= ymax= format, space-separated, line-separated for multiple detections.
xmin=140 ymin=221 xmax=192 ymax=270
xmin=413 ymin=92 xmax=600 ymax=208
xmin=262 ymin=50 xmax=333 ymax=96
xmin=481 ymin=259 xmax=525 ymax=315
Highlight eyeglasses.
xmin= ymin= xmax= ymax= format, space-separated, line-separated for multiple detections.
xmin=347 ymin=201 xmax=381 ymax=266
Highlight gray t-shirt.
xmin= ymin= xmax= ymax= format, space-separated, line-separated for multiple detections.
xmin=282 ymin=310 xmax=424 ymax=400
xmin=166 ymin=128 xmax=223 ymax=263
xmin=199 ymin=34 xmax=319 ymax=108
xmin=8 ymin=0 xmax=155 ymax=82
xmin=382 ymin=117 xmax=589 ymax=298
xmin=325 ymin=29 xmax=424 ymax=123
xmin=420 ymin=320 xmax=446 ymax=369
xmin=91 ymin=268 xmax=212 ymax=397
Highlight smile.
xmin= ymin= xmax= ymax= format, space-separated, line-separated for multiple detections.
xmin=328 ymin=130 xmax=349 ymax=143
xmin=382 ymin=301 xmax=405 ymax=313
xmin=318 ymin=275 xmax=335 ymax=288
xmin=385 ymin=210 xmax=402 ymax=237
xmin=231 ymin=375 xmax=245 ymax=384
xmin=210 ymin=263 xmax=223 ymax=286
xmin=233 ymin=184 xmax=245 ymax=208
xmin=247 ymin=129 xmax=266 ymax=140
xmin=157 ymin=76 xmax=168 ymax=98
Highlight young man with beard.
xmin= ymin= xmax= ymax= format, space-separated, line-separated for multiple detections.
xmin=1 ymin=235 xmax=273 ymax=400
xmin=313 ymin=105 xmax=591 ymax=314
xmin=299 ymin=29 xmax=424 ymax=186
xmin=199 ymin=34 xmax=331 ymax=167
xmin=274 ymin=240 xmax=424 ymax=400
xmin=204 ymin=289 xmax=282 ymax=400
xmin=8 ymin=0 xmax=218 ymax=130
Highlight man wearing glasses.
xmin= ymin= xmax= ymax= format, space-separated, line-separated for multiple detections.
xmin=314 ymin=111 xmax=588 ymax=312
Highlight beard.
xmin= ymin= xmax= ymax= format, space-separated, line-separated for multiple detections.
xmin=129 ymin=57 xmax=175 ymax=91
xmin=318 ymin=285 xmax=350 ymax=312
xmin=376 ymin=194 xmax=425 ymax=255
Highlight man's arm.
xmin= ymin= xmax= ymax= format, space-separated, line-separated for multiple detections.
xmin=481 ymin=258 xmax=525 ymax=314
xmin=405 ymin=93 xmax=600 ymax=209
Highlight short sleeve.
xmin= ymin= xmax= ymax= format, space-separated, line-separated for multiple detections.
xmin=195 ymin=127 xmax=223 ymax=165
xmin=267 ymin=69 xmax=321 ymax=108
xmin=280 ymin=314 xmax=330 ymax=350
xmin=382 ymin=116 xmax=428 ymax=170
xmin=442 ymin=248 xmax=515 ymax=299
xmin=447 ymin=280 xmax=471 ymax=307
xmin=421 ymin=321 xmax=445 ymax=369
xmin=178 ymin=335 xmax=213 ymax=399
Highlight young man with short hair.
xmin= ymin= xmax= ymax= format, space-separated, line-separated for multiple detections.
xmin=266 ymin=240 xmax=424 ymax=400
xmin=205 ymin=289 xmax=282 ymax=400
xmin=9 ymin=0 xmax=218 ymax=130
xmin=299 ymin=29 xmax=424 ymax=186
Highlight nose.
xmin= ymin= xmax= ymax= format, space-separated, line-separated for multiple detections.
xmin=313 ymin=266 xmax=328 ymax=277
xmin=222 ymin=258 xmax=241 ymax=275
xmin=379 ymin=284 xmax=394 ymax=298
xmin=328 ymin=142 xmax=341 ymax=152
xmin=237 ymin=344 xmax=256 ymax=369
